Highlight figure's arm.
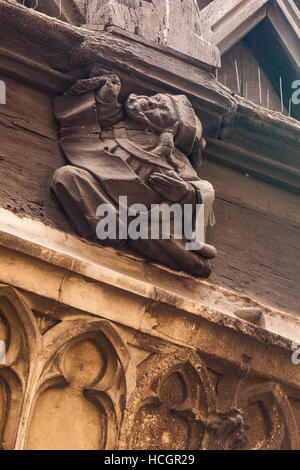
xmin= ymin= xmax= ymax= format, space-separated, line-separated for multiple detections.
xmin=67 ymin=74 xmax=124 ymax=128
xmin=151 ymin=130 xmax=182 ymax=171
xmin=95 ymin=74 xmax=124 ymax=128
xmin=148 ymin=171 xmax=215 ymax=227
xmin=151 ymin=131 xmax=174 ymax=159
xmin=95 ymin=74 xmax=121 ymax=103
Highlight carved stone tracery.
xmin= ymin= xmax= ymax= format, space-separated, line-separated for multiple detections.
xmin=0 ymin=285 xmax=134 ymax=450
xmin=237 ymin=382 xmax=299 ymax=450
xmin=0 ymin=284 xmax=299 ymax=450
xmin=119 ymin=352 xmax=300 ymax=450
xmin=119 ymin=351 xmax=246 ymax=450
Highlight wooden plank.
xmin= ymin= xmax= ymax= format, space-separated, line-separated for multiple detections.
xmin=201 ymin=159 xmax=300 ymax=226
xmin=0 ymin=75 xmax=58 ymax=140
xmin=0 ymin=120 xmax=73 ymax=233
xmin=201 ymin=161 xmax=300 ymax=315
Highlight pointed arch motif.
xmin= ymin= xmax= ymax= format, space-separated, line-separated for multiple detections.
xmin=0 ymin=285 xmax=40 ymax=449
xmin=237 ymin=382 xmax=300 ymax=450
xmin=0 ymin=285 xmax=134 ymax=450
xmin=119 ymin=350 xmax=218 ymax=450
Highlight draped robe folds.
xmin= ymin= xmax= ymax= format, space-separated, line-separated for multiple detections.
xmin=52 ymin=90 xmax=216 ymax=278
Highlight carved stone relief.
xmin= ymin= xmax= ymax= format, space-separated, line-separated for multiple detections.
xmin=237 ymin=382 xmax=299 ymax=450
xmin=119 ymin=351 xmax=300 ymax=450
xmin=85 ymin=0 xmax=220 ymax=64
xmin=0 ymin=283 xmax=299 ymax=450
xmin=119 ymin=351 xmax=245 ymax=450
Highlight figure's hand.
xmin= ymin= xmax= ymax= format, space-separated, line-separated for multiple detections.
xmin=148 ymin=172 xmax=193 ymax=202
xmin=66 ymin=74 xmax=121 ymax=98
xmin=96 ymin=74 xmax=121 ymax=103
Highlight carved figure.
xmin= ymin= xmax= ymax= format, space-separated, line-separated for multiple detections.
xmin=52 ymin=71 xmax=216 ymax=277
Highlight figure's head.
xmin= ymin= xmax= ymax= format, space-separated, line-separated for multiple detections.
xmin=126 ymin=92 xmax=201 ymax=158
xmin=125 ymin=93 xmax=178 ymax=132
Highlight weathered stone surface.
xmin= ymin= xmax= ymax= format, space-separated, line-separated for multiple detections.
xmin=0 ymin=223 xmax=299 ymax=449
xmin=85 ymin=0 xmax=220 ymax=65
xmin=0 ymin=208 xmax=299 ymax=353
xmin=16 ymin=0 xmax=220 ymax=66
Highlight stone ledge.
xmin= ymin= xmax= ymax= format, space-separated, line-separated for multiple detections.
xmin=0 ymin=208 xmax=299 ymax=350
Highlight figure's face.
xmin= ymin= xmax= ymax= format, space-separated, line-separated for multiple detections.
xmin=125 ymin=93 xmax=178 ymax=131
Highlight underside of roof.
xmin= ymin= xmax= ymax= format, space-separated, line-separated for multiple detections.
xmin=200 ymin=0 xmax=300 ymax=120
xmin=200 ymin=0 xmax=299 ymax=63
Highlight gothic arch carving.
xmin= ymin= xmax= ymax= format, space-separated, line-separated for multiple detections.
xmin=237 ymin=382 xmax=299 ymax=450
xmin=25 ymin=319 xmax=134 ymax=450
xmin=0 ymin=285 xmax=40 ymax=450
xmin=0 ymin=285 xmax=134 ymax=450
xmin=0 ymin=284 xmax=298 ymax=450
xmin=119 ymin=351 xmax=299 ymax=450
xmin=119 ymin=350 xmax=220 ymax=450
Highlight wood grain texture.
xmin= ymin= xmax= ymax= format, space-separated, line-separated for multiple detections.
xmin=201 ymin=159 xmax=300 ymax=315
xmin=0 ymin=75 xmax=73 ymax=232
